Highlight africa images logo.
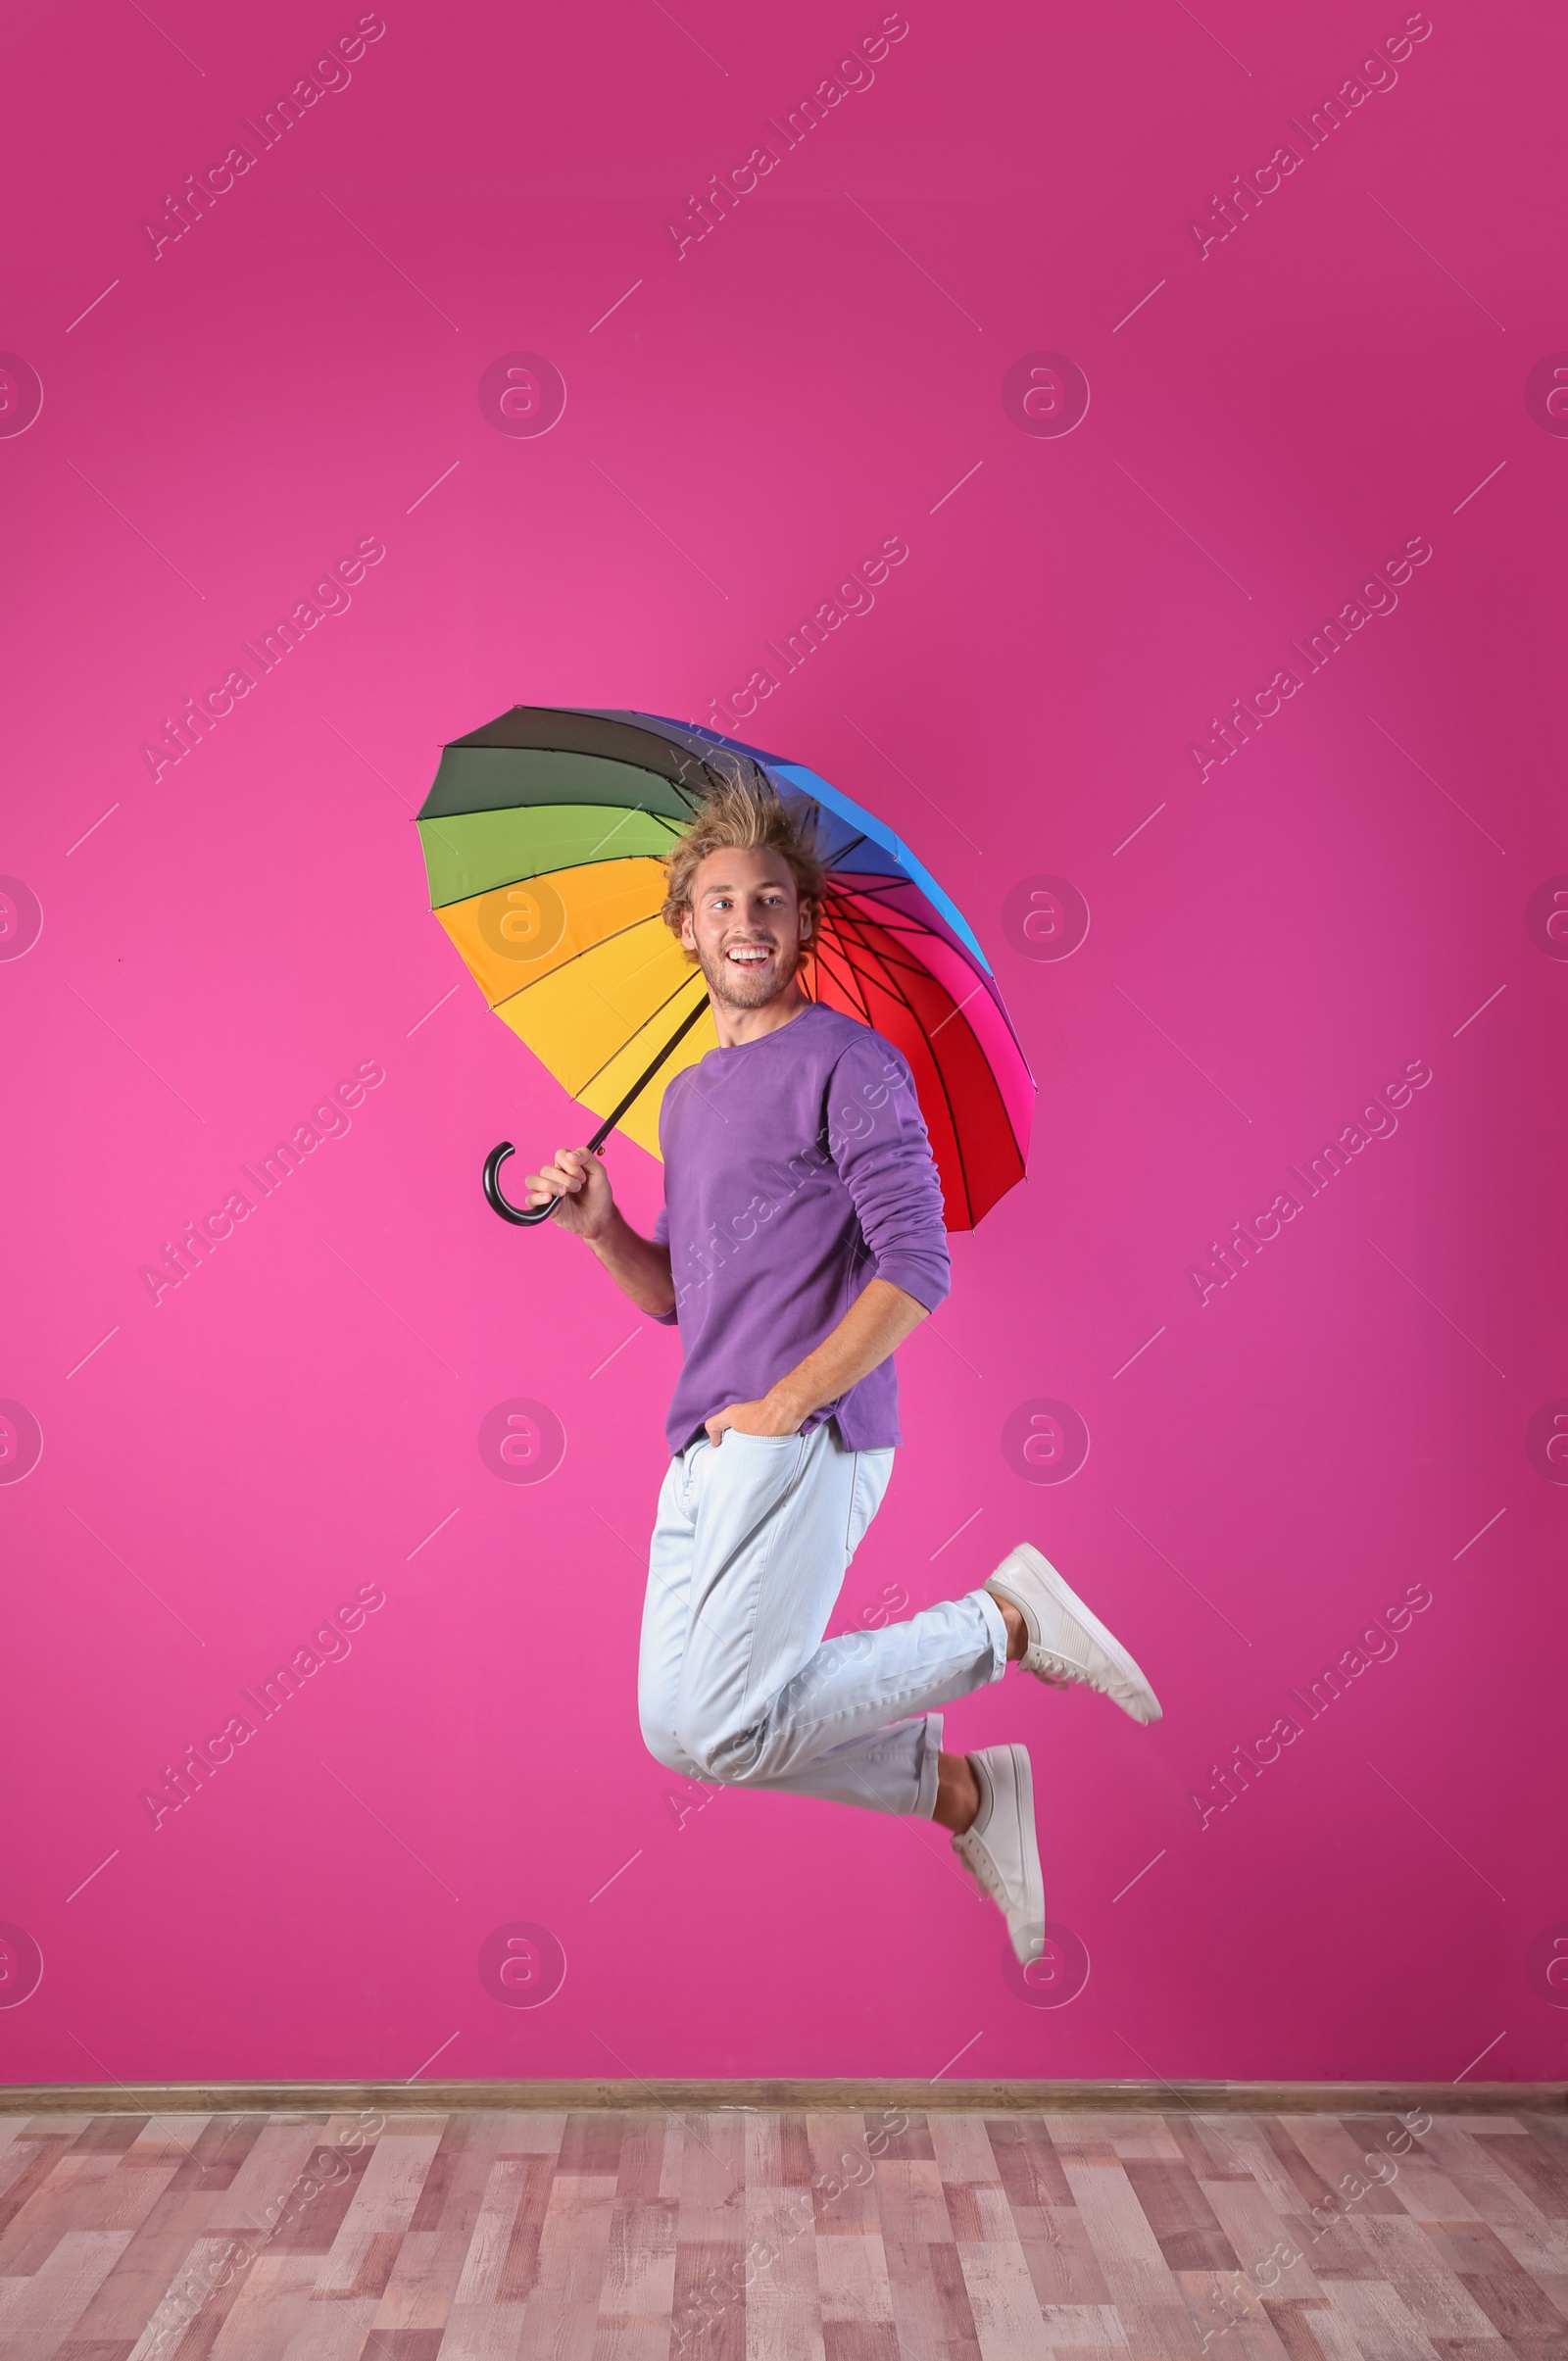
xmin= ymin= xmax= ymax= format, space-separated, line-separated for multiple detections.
xmin=1003 ymin=1400 xmax=1091 ymax=1484
xmin=0 ymin=355 xmax=44 ymax=439
xmin=478 ymin=1922 xmax=566 ymax=2006
xmin=478 ymin=1400 xmax=566 ymax=1484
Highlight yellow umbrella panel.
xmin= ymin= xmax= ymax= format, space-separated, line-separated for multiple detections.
xmin=431 ymin=853 xmax=718 ymax=1159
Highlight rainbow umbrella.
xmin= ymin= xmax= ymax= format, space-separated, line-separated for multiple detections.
xmin=416 ymin=707 xmax=1034 ymax=1228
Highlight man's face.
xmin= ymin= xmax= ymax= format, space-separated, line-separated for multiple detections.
xmin=679 ymin=846 xmax=811 ymax=1010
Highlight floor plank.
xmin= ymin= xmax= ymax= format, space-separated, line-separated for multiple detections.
xmin=0 ymin=2107 xmax=1555 ymax=2360
xmin=0 ymin=2230 xmax=134 ymax=2354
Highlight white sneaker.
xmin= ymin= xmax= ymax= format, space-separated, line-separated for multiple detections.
xmin=952 ymin=1744 xmax=1045 ymax=1964
xmin=987 ymin=1543 xmax=1162 ymax=1724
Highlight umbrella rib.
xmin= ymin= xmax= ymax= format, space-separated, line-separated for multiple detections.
xmin=824 ymin=891 xmax=991 ymax=1041
xmin=822 ymin=897 xmax=1026 ymax=1204
xmin=816 ymin=915 xmax=892 ymax=1029
xmin=847 ymin=900 xmax=1006 ymax=1217
xmin=569 ymin=969 xmax=709 ymax=1105
xmin=830 ymin=919 xmax=963 ymax=998
xmin=823 ymin=880 xmax=966 ymax=962
xmin=430 ymin=739 xmax=709 ymax=808
xmin=829 ymin=883 xmax=1028 ymax=1063
xmin=822 ymin=898 xmax=940 ymax=1009
xmin=422 ymin=798 xmax=690 ymax=829
xmin=824 ymin=872 xmax=919 ymax=908
xmin=421 ymin=814 xmax=685 ymax=907
xmin=831 ymin=904 xmax=965 ymax=953
xmin=826 ymin=896 xmax=958 ymax=1001
xmin=811 ymin=925 xmax=877 ymax=1027
xmin=828 ymin=899 xmax=1012 ymax=1071
xmin=825 ymin=882 xmax=990 ymax=978
xmin=824 ymin=875 xmax=998 ymax=983
xmin=818 ymin=901 xmax=979 ymax=1225
xmin=820 ymin=866 xmax=956 ymax=917
xmin=489 ymin=907 xmax=676 ymax=1014
xmin=835 ymin=903 xmax=989 ymax=1128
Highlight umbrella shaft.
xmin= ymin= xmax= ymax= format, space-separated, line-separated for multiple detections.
xmin=584 ymin=991 xmax=711 ymax=1152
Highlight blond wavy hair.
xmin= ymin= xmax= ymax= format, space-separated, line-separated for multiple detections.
xmin=661 ymin=762 xmax=827 ymax=952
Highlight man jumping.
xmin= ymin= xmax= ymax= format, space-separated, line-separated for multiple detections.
xmin=526 ymin=770 xmax=1160 ymax=1962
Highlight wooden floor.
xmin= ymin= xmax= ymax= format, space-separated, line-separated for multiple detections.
xmin=1 ymin=2105 xmax=1565 ymax=2360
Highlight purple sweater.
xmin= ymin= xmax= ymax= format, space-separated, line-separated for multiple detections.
xmin=650 ymin=1003 xmax=951 ymax=1455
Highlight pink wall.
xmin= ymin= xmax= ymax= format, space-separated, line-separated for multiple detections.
xmin=2 ymin=0 xmax=1564 ymax=2086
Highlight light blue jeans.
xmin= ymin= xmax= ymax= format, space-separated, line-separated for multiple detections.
xmin=638 ymin=1419 xmax=1008 ymax=1815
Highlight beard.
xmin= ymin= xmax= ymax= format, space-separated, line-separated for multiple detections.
xmin=694 ymin=930 xmax=805 ymax=1010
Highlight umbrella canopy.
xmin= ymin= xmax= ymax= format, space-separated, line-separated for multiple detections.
xmin=416 ymin=707 xmax=1033 ymax=1228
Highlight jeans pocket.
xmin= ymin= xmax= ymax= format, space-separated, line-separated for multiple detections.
xmin=707 ymin=1429 xmax=805 ymax=1502
xmin=680 ymin=1437 xmax=713 ymax=1511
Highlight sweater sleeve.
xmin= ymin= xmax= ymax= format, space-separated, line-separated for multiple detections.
xmin=647 ymin=1202 xmax=679 ymax=1323
xmin=825 ymin=1035 xmax=952 ymax=1312
xmin=644 ymin=1079 xmax=681 ymax=1325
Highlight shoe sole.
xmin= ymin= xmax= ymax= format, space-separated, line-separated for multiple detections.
xmin=986 ymin=1743 xmax=1045 ymax=1965
xmin=992 ymin=1545 xmax=1163 ymax=1724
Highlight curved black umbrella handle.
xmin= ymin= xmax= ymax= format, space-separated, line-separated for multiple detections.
xmin=479 ymin=990 xmax=713 ymax=1234
xmin=482 ymin=1142 xmax=559 ymax=1226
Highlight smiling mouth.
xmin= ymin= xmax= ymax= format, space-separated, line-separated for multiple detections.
xmin=725 ymin=944 xmax=773 ymax=966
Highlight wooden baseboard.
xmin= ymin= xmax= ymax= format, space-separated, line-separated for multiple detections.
xmin=1 ymin=2079 xmax=1563 ymax=2116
